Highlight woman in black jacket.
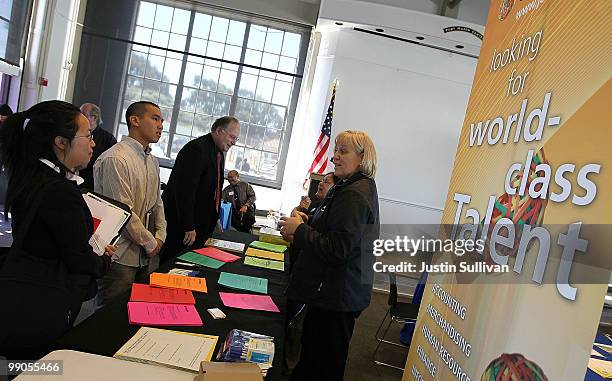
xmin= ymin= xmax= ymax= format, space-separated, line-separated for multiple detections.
xmin=280 ymin=130 xmax=380 ymax=381
xmin=0 ymin=101 xmax=114 ymax=358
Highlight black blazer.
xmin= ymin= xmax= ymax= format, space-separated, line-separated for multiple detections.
xmin=287 ymin=172 xmax=380 ymax=312
xmin=11 ymin=163 xmax=111 ymax=299
xmin=162 ymin=133 xmax=224 ymax=240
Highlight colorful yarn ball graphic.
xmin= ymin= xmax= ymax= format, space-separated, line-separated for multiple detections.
xmin=481 ymin=353 xmax=548 ymax=381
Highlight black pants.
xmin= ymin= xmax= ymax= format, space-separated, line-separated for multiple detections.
xmin=290 ymin=306 xmax=359 ymax=381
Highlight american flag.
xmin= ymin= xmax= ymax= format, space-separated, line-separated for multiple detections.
xmin=306 ymin=83 xmax=336 ymax=176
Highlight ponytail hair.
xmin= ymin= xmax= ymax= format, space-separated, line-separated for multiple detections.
xmin=0 ymin=100 xmax=82 ymax=216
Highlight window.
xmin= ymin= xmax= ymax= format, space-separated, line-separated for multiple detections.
xmin=117 ymin=1 xmax=309 ymax=188
xmin=0 ymin=0 xmax=32 ymax=68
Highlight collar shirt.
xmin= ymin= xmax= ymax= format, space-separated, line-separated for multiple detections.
xmin=93 ymin=136 xmax=167 ymax=267
xmin=39 ymin=158 xmax=85 ymax=185
xmin=222 ymin=180 xmax=256 ymax=210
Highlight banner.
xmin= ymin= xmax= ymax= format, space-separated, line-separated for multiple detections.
xmin=404 ymin=1 xmax=611 ymax=380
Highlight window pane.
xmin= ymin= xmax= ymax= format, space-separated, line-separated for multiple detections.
xmin=188 ymin=37 xmax=207 ymax=57
xmin=243 ymin=149 xmax=262 ymax=175
xmin=272 ymin=80 xmax=292 ymax=106
xmin=213 ymin=94 xmax=231 ymax=116
xmin=184 ymin=62 xmax=202 ymax=88
xmin=247 ymin=25 xmax=266 ymax=51
xmin=255 ymin=77 xmax=274 ymax=102
xmin=193 ymin=114 xmax=213 ymax=136
xmin=176 ymin=111 xmax=194 ymax=135
xmin=118 ymin=123 xmax=129 ymax=138
xmin=142 ymin=79 xmax=161 ymax=102
xmin=133 ymin=27 xmax=152 ymax=53
xmin=268 ymin=105 xmax=286 ymax=129
xmin=244 ymin=49 xmax=261 ymax=67
xmin=192 ymin=13 xmax=211 ymax=39
xmin=159 ymin=107 xmax=173 ymax=131
xmin=159 ymin=83 xmax=177 ymax=108
xmin=251 ymin=101 xmax=269 ymax=126
xmin=222 ymin=44 xmax=241 ymax=71
xmin=263 ymin=128 xmax=282 ymax=153
xmin=259 ymin=152 xmax=278 ymax=179
xmin=278 ymin=56 xmax=296 ymax=74
xmin=129 ymin=51 xmax=146 ymax=77
xmin=261 ymin=52 xmax=279 ymax=71
xmin=154 ymin=5 xmax=173 ymax=32
xmin=125 ymin=76 xmax=143 ymax=100
xmin=264 ymin=28 xmax=283 ymax=54
xmin=218 ymin=69 xmax=236 ymax=95
xmin=180 ymin=87 xmax=198 ymax=112
xmin=227 ymin=20 xmax=246 ymax=46
xmin=171 ymin=9 xmax=190 ymax=35
xmin=145 ymin=55 xmax=164 ymax=80
xmin=137 ymin=2 xmax=156 ymax=28
xmin=282 ymin=32 xmax=301 ymax=58
xmin=245 ymin=124 xmax=265 ymax=149
xmin=201 ymin=66 xmax=220 ymax=91
xmin=152 ymin=132 xmax=170 ymax=159
xmin=151 ymin=30 xmax=169 ymax=48
xmin=171 ymin=134 xmax=191 ymax=159
xmin=209 ymin=17 xmax=229 ymax=43
xmin=238 ymin=73 xmax=257 ymax=99
xmin=227 ymin=146 xmax=245 ymax=171
xmin=235 ymin=98 xmax=253 ymax=123
xmin=206 ymin=41 xmax=224 ymax=61
xmin=196 ymin=90 xmax=215 ymax=115
xmin=167 ymin=33 xmax=187 ymax=59
xmin=163 ymin=58 xmax=182 ymax=84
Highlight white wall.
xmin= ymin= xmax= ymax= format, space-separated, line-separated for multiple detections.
xmin=286 ymin=1 xmax=482 ymax=230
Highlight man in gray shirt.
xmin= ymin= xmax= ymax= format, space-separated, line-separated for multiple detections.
xmin=94 ymin=101 xmax=167 ymax=308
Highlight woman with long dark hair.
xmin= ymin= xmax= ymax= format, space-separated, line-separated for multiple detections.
xmin=0 ymin=100 xmax=113 ymax=358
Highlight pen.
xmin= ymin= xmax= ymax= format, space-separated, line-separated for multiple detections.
xmin=175 ymin=261 xmax=196 ymax=267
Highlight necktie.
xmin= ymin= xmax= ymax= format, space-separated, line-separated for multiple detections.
xmin=216 ymin=152 xmax=221 ymax=211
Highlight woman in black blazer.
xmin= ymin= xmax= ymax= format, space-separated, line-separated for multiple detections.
xmin=0 ymin=101 xmax=114 ymax=358
xmin=280 ymin=130 xmax=380 ymax=381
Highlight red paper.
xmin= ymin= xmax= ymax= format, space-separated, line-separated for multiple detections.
xmin=127 ymin=302 xmax=202 ymax=326
xmin=92 ymin=217 xmax=102 ymax=233
xmin=129 ymin=283 xmax=195 ymax=304
xmin=219 ymin=292 xmax=280 ymax=313
xmin=193 ymin=247 xmax=241 ymax=262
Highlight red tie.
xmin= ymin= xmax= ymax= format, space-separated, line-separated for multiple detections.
xmin=216 ymin=152 xmax=221 ymax=211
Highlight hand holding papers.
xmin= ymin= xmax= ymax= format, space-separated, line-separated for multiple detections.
xmin=114 ymin=327 xmax=218 ymax=372
xmin=83 ymin=192 xmax=131 ymax=255
xmin=219 ymin=292 xmax=280 ymax=313
xmin=150 ymin=272 xmax=207 ymax=293
xmin=127 ymin=302 xmax=203 ymax=326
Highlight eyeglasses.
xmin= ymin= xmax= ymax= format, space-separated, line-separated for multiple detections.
xmin=75 ymin=133 xmax=94 ymax=141
xmin=221 ymin=129 xmax=239 ymax=142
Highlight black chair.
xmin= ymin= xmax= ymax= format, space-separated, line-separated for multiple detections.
xmin=373 ymin=271 xmax=428 ymax=370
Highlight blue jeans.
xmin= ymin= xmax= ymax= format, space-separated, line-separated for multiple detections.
xmin=95 ymin=262 xmax=151 ymax=309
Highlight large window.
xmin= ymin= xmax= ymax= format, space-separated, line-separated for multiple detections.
xmin=117 ymin=1 xmax=309 ymax=188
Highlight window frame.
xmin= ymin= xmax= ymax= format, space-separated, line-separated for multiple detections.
xmin=115 ymin=0 xmax=311 ymax=189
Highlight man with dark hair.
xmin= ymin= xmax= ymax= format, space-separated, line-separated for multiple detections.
xmin=93 ymin=101 xmax=167 ymax=308
xmin=0 ymin=104 xmax=13 ymax=123
xmin=162 ymin=116 xmax=240 ymax=261
xmin=79 ymin=103 xmax=117 ymax=190
xmin=222 ymin=170 xmax=256 ymax=232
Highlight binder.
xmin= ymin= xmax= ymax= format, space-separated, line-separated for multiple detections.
xmin=82 ymin=191 xmax=131 ymax=255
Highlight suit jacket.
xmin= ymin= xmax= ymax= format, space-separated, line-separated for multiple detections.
xmin=162 ymin=133 xmax=224 ymax=242
xmin=80 ymin=124 xmax=117 ymax=190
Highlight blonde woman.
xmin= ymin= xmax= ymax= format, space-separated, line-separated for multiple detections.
xmin=280 ymin=130 xmax=380 ymax=381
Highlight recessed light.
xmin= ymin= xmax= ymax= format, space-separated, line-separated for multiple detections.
xmin=376 ymin=28 xmax=384 ymax=32
xmin=335 ymin=22 xmax=343 ymax=26
xmin=455 ymin=45 xmax=464 ymax=49
xmin=416 ymin=36 xmax=424 ymax=40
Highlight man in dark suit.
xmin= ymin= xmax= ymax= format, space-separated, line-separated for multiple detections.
xmin=79 ymin=103 xmax=117 ymax=190
xmin=161 ymin=116 xmax=240 ymax=261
